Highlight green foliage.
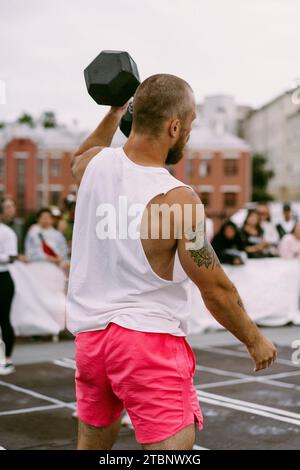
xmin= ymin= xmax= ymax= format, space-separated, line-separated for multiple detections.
xmin=41 ymin=111 xmax=57 ymax=128
xmin=251 ymin=153 xmax=274 ymax=202
xmin=18 ymin=113 xmax=35 ymax=127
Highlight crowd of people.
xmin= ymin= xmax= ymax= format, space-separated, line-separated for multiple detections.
xmin=0 ymin=194 xmax=75 ymax=375
xmin=0 ymin=195 xmax=299 ymax=375
xmin=211 ymin=203 xmax=300 ymax=265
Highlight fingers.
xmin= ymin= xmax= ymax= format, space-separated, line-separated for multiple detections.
xmin=254 ymin=353 xmax=277 ymax=372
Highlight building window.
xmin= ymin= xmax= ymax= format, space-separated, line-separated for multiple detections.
xmin=36 ymin=190 xmax=44 ymax=208
xmin=50 ymin=190 xmax=61 ymax=206
xmin=224 ymin=159 xmax=238 ymax=176
xmin=38 ymin=159 xmax=44 ymax=179
xmin=16 ymin=159 xmax=26 ymax=214
xmin=185 ymin=159 xmax=193 ymax=177
xmin=200 ymin=192 xmax=211 ymax=208
xmin=50 ymin=159 xmax=61 ymax=177
xmin=199 ymin=161 xmax=211 ymax=177
xmin=224 ymin=192 xmax=237 ymax=208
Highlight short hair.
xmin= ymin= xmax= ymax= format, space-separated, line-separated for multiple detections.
xmin=132 ymin=74 xmax=193 ymax=136
xmin=36 ymin=207 xmax=53 ymax=220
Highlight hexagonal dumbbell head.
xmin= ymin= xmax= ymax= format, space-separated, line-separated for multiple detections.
xmin=84 ymin=50 xmax=140 ymax=107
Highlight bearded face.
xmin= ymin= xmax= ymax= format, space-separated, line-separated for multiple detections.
xmin=165 ymin=129 xmax=189 ymax=165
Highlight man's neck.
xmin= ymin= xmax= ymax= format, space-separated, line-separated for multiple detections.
xmin=123 ymin=133 xmax=168 ymax=168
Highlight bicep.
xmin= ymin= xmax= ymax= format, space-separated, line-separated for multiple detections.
xmin=176 ymin=198 xmax=232 ymax=296
xmin=71 ymin=146 xmax=104 ymax=185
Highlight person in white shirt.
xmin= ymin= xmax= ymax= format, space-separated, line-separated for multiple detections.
xmin=276 ymin=203 xmax=298 ymax=239
xmin=279 ymin=223 xmax=300 ymax=259
xmin=25 ymin=207 xmax=68 ymax=267
xmin=0 ymin=200 xmax=18 ymax=375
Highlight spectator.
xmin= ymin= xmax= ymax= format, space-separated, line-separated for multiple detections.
xmin=241 ymin=210 xmax=270 ymax=258
xmin=1 ymin=196 xmax=25 ymax=255
xmin=25 ymin=208 xmax=68 ymax=268
xmin=256 ymin=203 xmax=279 ymax=256
xmin=279 ymin=222 xmax=300 ymax=259
xmin=0 ymin=199 xmax=18 ymax=375
xmin=211 ymin=220 xmax=246 ymax=265
xmin=276 ymin=203 xmax=298 ymax=239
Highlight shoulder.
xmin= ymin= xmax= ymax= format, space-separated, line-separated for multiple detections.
xmin=0 ymin=223 xmax=17 ymax=242
xmin=164 ymin=185 xmax=202 ymax=206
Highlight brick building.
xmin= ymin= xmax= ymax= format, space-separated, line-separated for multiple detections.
xmin=0 ymin=124 xmax=85 ymax=215
xmin=172 ymin=117 xmax=251 ymax=230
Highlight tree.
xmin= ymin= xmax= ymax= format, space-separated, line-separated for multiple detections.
xmin=41 ymin=111 xmax=57 ymax=128
xmin=251 ymin=153 xmax=274 ymax=202
xmin=18 ymin=113 xmax=35 ymax=127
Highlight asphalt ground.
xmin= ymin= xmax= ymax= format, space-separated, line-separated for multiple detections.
xmin=0 ymin=327 xmax=300 ymax=450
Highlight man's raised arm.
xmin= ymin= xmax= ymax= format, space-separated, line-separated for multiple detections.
xmin=71 ymin=104 xmax=128 ymax=185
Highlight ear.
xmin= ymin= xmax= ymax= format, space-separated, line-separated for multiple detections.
xmin=169 ymin=118 xmax=181 ymax=138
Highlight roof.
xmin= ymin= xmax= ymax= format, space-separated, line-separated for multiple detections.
xmin=0 ymin=123 xmax=86 ymax=150
xmin=187 ymin=120 xmax=250 ymax=152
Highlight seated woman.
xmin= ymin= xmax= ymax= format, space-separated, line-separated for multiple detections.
xmin=279 ymin=222 xmax=300 ymax=259
xmin=211 ymin=220 xmax=246 ymax=265
xmin=256 ymin=203 xmax=279 ymax=256
xmin=25 ymin=207 xmax=68 ymax=269
xmin=241 ymin=210 xmax=270 ymax=259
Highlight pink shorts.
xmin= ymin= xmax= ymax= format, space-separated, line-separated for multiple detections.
xmin=75 ymin=322 xmax=203 ymax=444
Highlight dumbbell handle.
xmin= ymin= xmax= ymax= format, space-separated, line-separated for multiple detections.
xmin=119 ymin=101 xmax=134 ymax=138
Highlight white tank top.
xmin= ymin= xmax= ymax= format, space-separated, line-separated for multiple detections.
xmin=66 ymin=146 xmax=193 ymax=336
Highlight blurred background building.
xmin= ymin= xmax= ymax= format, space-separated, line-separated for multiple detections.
xmin=0 ymin=116 xmax=84 ymax=215
xmin=1 ymin=89 xmax=300 ymax=228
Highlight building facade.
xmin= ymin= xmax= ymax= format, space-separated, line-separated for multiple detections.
xmin=172 ymin=118 xmax=251 ymax=230
xmin=241 ymin=89 xmax=300 ymax=202
xmin=0 ymin=124 xmax=84 ymax=215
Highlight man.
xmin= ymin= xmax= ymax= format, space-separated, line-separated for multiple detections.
xmin=66 ymin=74 xmax=277 ymax=450
xmin=276 ymin=203 xmax=298 ymax=239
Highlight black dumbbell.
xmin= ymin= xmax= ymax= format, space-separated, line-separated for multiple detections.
xmin=84 ymin=50 xmax=140 ymax=137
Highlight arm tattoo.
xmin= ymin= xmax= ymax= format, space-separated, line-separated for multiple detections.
xmin=237 ymin=296 xmax=245 ymax=310
xmin=189 ymin=239 xmax=221 ymax=270
xmin=230 ymin=282 xmax=246 ymax=311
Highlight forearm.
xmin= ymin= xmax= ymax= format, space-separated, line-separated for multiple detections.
xmin=74 ymin=109 xmax=123 ymax=156
xmin=202 ymin=283 xmax=262 ymax=347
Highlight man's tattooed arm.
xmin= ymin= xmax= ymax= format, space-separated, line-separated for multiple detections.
xmin=189 ymin=237 xmax=222 ymax=270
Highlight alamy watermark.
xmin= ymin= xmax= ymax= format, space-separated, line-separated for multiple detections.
xmin=0 ymin=80 xmax=6 ymax=104
xmin=95 ymin=197 xmax=205 ymax=250
xmin=291 ymin=78 xmax=300 ymax=105
xmin=291 ymin=340 xmax=300 ymax=365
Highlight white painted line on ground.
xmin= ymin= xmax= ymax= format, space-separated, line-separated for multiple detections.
xmin=0 ymin=380 xmax=75 ymax=410
xmin=197 ymin=390 xmax=300 ymax=421
xmin=0 ymin=404 xmax=66 ymax=417
xmin=260 ymin=370 xmax=300 ymax=380
xmin=195 ymin=364 xmax=300 ymax=391
xmin=62 ymin=358 xmax=75 ymax=365
xmin=0 ymin=446 xmax=6 ymax=450
xmin=196 ymin=378 xmax=254 ymax=390
xmin=197 ymin=393 xmax=300 ymax=427
xmin=201 ymin=346 xmax=298 ymax=367
xmin=196 ymin=364 xmax=247 ymax=378
xmin=53 ymin=360 xmax=76 ymax=370
xmin=193 ymin=444 xmax=209 ymax=450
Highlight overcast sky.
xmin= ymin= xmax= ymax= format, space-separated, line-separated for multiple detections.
xmin=0 ymin=0 xmax=299 ymax=131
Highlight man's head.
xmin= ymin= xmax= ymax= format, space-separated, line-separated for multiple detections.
xmin=283 ymin=203 xmax=292 ymax=221
xmin=132 ymin=74 xmax=196 ymax=165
